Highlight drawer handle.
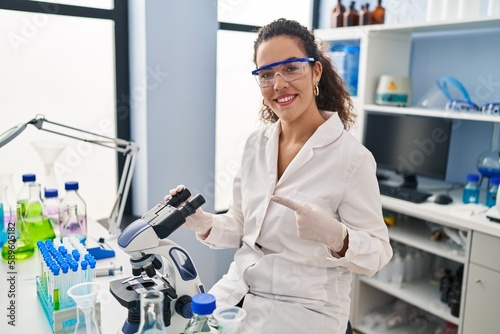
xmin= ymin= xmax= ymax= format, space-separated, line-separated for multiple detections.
xmin=475 ymin=279 xmax=482 ymax=284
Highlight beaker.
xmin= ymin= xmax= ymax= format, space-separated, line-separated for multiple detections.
xmin=67 ymin=282 xmax=101 ymax=334
xmin=212 ymin=307 xmax=247 ymax=334
xmin=24 ymin=183 xmax=55 ymax=242
xmin=1 ymin=204 xmax=35 ymax=262
xmin=31 ymin=140 xmax=67 ymax=190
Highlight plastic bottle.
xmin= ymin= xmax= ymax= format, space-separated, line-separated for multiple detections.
xmin=17 ymin=173 xmax=37 ymax=216
xmin=462 ymin=173 xmax=480 ymax=204
xmin=1 ymin=204 xmax=35 ymax=261
xmin=404 ymin=250 xmax=415 ymax=283
xmin=343 ymin=1 xmax=359 ymax=27
xmin=184 ymin=293 xmax=219 ymax=334
xmin=43 ymin=188 xmax=60 ymax=238
xmin=391 ymin=252 xmax=404 ymax=287
xmin=330 ymin=0 xmax=346 ymax=28
xmin=59 ymin=181 xmax=87 ymax=245
xmin=137 ymin=290 xmax=167 ymax=334
xmin=24 ymin=183 xmax=56 ymax=242
xmin=370 ymin=0 xmax=385 ymax=24
xmin=486 ymin=177 xmax=500 ymax=207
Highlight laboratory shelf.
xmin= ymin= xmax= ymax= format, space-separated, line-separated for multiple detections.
xmin=388 ymin=219 xmax=466 ymax=264
xmin=355 ymin=322 xmax=441 ymax=334
xmin=359 ymin=276 xmax=459 ymax=325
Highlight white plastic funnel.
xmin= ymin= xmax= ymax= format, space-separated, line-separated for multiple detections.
xmin=67 ymin=282 xmax=101 ymax=334
xmin=212 ymin=307 xmax=247 ymax=334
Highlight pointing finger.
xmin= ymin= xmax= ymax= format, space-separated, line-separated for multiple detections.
xmin=271 ymin=195 xmax=302 ymax=212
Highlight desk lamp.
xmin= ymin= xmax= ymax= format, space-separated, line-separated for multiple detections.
xmin=0 ymin=114 xmax=139 ymax=236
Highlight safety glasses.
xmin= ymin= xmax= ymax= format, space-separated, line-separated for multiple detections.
xmin=251 ymin=57 xmax=315 ymax=88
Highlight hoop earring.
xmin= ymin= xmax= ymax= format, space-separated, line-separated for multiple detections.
xmin=313 ymin=85 xmax=320 ymax=97
xmin=262 ymin=98 xmax=268 ymax=107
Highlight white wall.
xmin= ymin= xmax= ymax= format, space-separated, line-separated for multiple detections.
xmin=129 ymin=0 xmax=235 ymax=290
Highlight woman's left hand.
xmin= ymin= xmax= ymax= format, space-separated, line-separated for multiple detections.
xmin=271 ymin=195 xmax=347 ymax=252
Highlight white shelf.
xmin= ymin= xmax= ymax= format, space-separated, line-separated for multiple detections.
xmin=363 ymin=104 xmax=500 ymax=123
xmin=388 ymin=219 xmax=466 ymax=264
xmin=355 ymin=322 xmax=441 ymax=334
xmin=360 ymin=277 xmax=459 ymax=325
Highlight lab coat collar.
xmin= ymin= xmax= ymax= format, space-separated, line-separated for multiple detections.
xmin=264 ymin=111 xmax=345 ymax=186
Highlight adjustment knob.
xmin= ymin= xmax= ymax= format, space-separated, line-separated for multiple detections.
xmin=174 ymin=295 xmax=193 ymax=318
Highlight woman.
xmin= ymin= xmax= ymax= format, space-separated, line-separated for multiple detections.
xmin=167 ymin=18 xmax=392 ymax=333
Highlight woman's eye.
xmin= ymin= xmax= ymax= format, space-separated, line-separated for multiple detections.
xmin=259 ymin=71 xmax=273 ymax=79
xmin=285 ymin=65 xmax=299 ymax=73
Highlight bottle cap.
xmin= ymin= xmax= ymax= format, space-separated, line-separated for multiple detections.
xmin=65 ymin=181 xmax=79 ymax=191
xmin=191 ymin=293 xmax=217 ymax=315
xmin=466 ymin=173 xmax=480 ymax=182
xmin=491 ymin=177 xmax=500 ymax=185
xmin=45 ymin=188 xmax=58 ymax=198
xmin=22 ymin=174 xmax=36 ymax=182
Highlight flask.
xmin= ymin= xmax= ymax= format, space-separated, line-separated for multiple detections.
xmin=330 ymin=0 xmax=346 ymax=28
xmin=462 ymin=173 xmax=480 ymax=204
xmin=17 ymin=173 xmax=37 ymax=216
xmin=359 ymin=3 xmax=370 ymax=25
xmin=486 ymin=177 xmax=500 ymax=207
xmin=1 ymin=204 xmax=35 ymax=261
xmin=43 ymin=188 xmax=61 ymax=238
xmin=24 ymin=183 xmax=56 ymax=242
xmin=61 ymin=204 xmax=86 ymax=243
xmin=343 ymin=1 xmax=359 ymax=27
xmin=0 ymin=173 xmax=17 ymax=225
xmin=59 ymin=181 xmax=87 ymax=244
xmin=137 ymin=290 xmax=167 ymax=334
xmin=184 ymin=293 xmax=219 ymax=334
xmin=0 ymin=184 xmax=7 ymax=247
xmin=370 ymin=0 xmax=385 ymax=24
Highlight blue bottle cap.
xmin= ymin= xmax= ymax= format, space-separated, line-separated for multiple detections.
xmin=65 ymin=181 xmax=79 ymax=191
xmin=22 ymin=174 xmax=36 ymax=182
xmin=44 ymin=188 xmax=58 ymax=198
xmin=491 ymin=177 xmax=500 ymax=185
xmin=191 ymin=293 xmax=216 ymax=315
xmin=466 ymin=173 xmax=480 ymax=182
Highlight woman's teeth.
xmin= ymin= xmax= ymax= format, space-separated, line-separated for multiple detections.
xmin=277 ymin=95 xmax=295 ymax=103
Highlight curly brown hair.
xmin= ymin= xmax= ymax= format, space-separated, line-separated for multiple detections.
xmin=253 ymin=18 xmax=355 ymax=130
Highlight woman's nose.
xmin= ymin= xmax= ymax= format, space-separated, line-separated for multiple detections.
xmin=273 ymin=73 xmax=288 ymax=91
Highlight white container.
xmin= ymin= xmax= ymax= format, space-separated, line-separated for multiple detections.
xmin=426 ymin=0 xmax=445 ymax=21
xmin=458 ymin=0 xmax=481 ymax=19
xmin=442 ymin=0 xmax=459 ymax=20
xmin=488 ymin=0 xmax=500 ymax=16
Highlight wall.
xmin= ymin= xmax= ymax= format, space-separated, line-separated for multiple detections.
xmin=129 ymin=0 xmax=235 ymax=290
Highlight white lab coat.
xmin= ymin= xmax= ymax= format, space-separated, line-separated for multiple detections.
xmin=201 ymin=111 xmax=392 ymax=333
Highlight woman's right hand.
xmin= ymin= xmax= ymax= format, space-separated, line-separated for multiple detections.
xmin=164 ymin=185 xmax=213 ymax=235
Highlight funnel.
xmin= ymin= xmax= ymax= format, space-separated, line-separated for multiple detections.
xmin=67 ymin=282 xmax=101 ymax=334
xmin=212 ymin=307 xmax=247 ymax=334
xmin=31 ymin=140 xmax=67 ymax=190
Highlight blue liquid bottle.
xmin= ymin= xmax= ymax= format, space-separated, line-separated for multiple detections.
xmin=463 ymin=173 xmax=480 ymax=204
xmin=486 ymin=177 xmax=500 ymax=207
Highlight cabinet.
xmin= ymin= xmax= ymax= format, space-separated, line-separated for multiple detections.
xmin=315 ymin=16 xmax=500 ymax=334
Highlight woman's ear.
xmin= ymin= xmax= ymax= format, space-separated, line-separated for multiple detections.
xmin=313 ymin=60 xmax=323 ymax=83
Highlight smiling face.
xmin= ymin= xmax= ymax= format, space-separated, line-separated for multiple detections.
xmin=255 ymin=36 xmax=322 ymax=124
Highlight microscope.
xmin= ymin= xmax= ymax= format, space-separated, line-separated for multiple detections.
xmin=110 ymin=188 xmax=206 ymax=334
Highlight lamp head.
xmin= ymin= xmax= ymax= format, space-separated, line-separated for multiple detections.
xmin=0 ymin=115 xmax=45 ymax=149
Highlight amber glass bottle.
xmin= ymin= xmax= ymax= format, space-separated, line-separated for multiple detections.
xmin=344 ymin=1 xmax=360 ymax=27
xmin=359 ymin=3 xmax=371 ymax=25
xmin=371 ymin=0 xmax=385 ymax=24
xmin=330 ymin=0 xmax=346 ymax=28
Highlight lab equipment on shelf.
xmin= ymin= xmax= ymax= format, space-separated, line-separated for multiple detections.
xmin=462 ymin=173 xmax=480 ymax=204
xmin=486 ymin=177 xmax=500 ymax=207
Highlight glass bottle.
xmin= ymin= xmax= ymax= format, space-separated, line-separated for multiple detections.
xmin=1 ymin=204 xmax=35 ymax=261
xmin=330 ymin=0 xmax=346 ymax=28
xmin=17 ymin=173 xmax=37 ymax=216
xmin=61 ymin=204 xmax=86 ymax=244
xmin=43 ymin=188 xmax=61 ymax=238
xmin=486 ymin=177 xmax=500 ymax=207
xmin=370 ymin=0 xmax=385 ymax=24
xmin=59 ymin=181 xmax=87 ymax=244
xmin=463 ymin=173 xmax=480 ymax=204
xmin=359 ymin=3 xmax=371 ymax=25
xmin=0 ymin=173 xmax=17 ymax=225
xmin=343 ymin=1 xmax=359 ymax=27
xmin=24 ymin=183 xmax=56 ymax=242
xmin=184 ymin=293 xmax=219 ymax=334
xmin=0 ymin=184 xmax=7 ymax=247
xmin=137 ymin=290 xmax=167 ymax=334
